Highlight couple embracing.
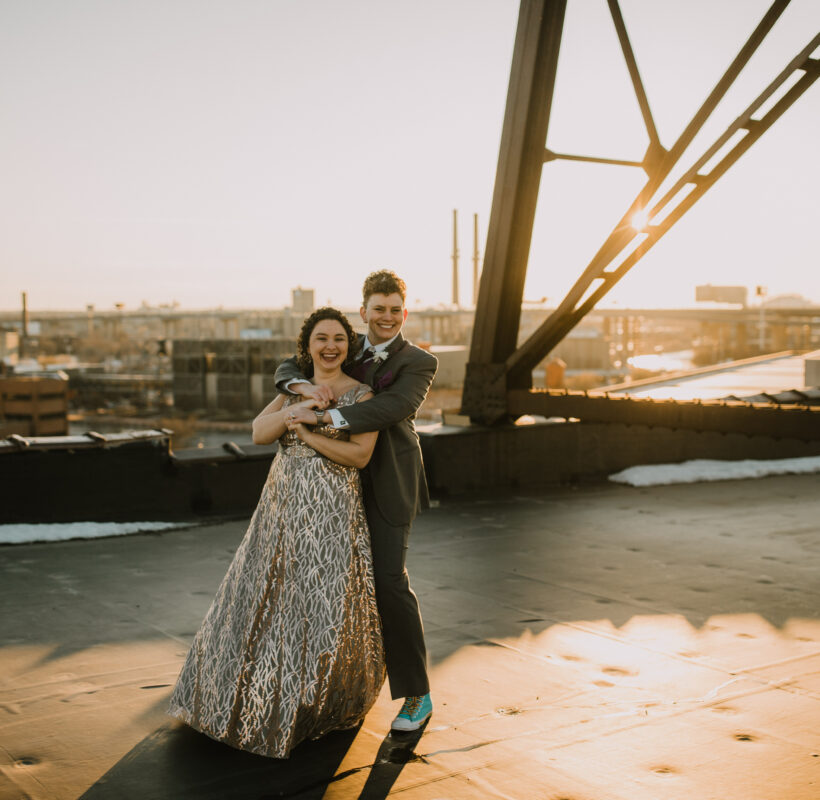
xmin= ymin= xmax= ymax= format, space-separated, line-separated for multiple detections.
xmin=168 ymin=269 xmax=437 ymax=758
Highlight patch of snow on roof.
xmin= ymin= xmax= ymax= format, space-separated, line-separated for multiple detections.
xmin=0 ymin=521 xmax=190 ymax=545
xmin=609 ymin=456 xmax=820 ymax=487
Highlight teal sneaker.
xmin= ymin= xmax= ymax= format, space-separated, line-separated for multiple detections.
xmin=391 ymin=693 xmax=433 ymax=731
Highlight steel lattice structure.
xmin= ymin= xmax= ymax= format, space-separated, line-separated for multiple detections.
xmin=462 ymin=0 xmax=819 ymax=425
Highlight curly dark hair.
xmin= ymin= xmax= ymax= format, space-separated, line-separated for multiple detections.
xmin=361 ymin=269 xmax=407 ymax=306
xmin=295 ymin=307 xmax=359 ymax=373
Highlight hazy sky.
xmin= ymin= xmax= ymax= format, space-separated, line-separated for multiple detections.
xmin=1 ymin=0 xmax=818 ymax=312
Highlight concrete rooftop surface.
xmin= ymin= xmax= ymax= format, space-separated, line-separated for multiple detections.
xmin=1 ymin=474 xmax=819 ymax=799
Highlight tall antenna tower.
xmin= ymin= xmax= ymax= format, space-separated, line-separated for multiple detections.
xmin=451 ymin=209 xmax=459 ymax=307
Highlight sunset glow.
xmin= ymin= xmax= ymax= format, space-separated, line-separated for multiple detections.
xmin=1 ymin=0 xmax=818 ymax=311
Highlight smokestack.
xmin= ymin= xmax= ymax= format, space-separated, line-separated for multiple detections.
xmin=451 ymin=209 xmax=459 ymax=307
xmin=472 ymin=213 xmax=480 ymax=306
xmin=20 ymin=291 xmax=28 ymax=359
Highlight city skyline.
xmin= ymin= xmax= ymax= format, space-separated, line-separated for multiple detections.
xmin=2 ymin=0 xmax=819 ymax=312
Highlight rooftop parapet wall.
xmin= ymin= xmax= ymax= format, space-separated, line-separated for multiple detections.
xmin=5 ymin=418 xmax=820 ymax=523
xmin=420 ymin=421 xmax=820 ymax=496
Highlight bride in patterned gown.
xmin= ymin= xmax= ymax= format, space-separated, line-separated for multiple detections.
xmin=168 ymin=308 xmax=385 ymax=758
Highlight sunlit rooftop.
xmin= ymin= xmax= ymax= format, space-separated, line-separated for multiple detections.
xmin=2 ymin=473 xmax=818 ymax=798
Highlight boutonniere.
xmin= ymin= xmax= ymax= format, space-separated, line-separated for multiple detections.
xmin=372 ymin=349 xmax=389 ymax=363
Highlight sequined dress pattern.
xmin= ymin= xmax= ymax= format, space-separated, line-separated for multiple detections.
xmin=168 ymin=385 xmax=385 ymax=758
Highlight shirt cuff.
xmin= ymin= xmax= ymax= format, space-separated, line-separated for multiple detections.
xmin=327 ymin=408 xmax=349 ymax=429
xmin=284 ymin=378 xmax=311 ymax=393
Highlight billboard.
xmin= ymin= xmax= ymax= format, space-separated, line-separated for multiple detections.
xmin=695 ymin=285 xmax=748 ymax=306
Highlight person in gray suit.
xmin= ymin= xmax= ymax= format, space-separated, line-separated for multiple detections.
xmin=275 ymin=269 xmax=437 ymax=731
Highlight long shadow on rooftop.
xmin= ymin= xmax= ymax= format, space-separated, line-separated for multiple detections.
xmin=78 ymin=722 xmax=359 ymax=800
xmin=3 ymin=476 xmax=819 ymax=799
xmin=77 ymin=722 xmax=428 ymax=800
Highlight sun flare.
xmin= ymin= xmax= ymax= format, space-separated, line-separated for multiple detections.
xmin=630 ymin=209 xmax=650 ymax=231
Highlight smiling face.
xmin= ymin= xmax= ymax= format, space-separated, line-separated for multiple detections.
xmin=308 ymin=318 xmax=349 ymax=372
xmin=360 ymin=291 xmax=407 ymax=345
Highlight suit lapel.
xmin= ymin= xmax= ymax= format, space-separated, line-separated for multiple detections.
xmin=363 ymin=333 xmax=407 ymax=390
xmin=347 ymin=334 xmax=370 ymax=382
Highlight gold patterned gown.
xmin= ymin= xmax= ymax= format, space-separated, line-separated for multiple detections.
xmin=168 ymin=386 xmax=385 ymax=758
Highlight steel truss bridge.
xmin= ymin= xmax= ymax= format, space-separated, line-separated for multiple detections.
xmin=462 ymin=0 xmax=820 ymax=440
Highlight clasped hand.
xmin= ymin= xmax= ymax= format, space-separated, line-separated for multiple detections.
xmin=284 ymin=398 xmax=326 ymax=439
xmin=295 ymin=383 xmax=335 ymax=408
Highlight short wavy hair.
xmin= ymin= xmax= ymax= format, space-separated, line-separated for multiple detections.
xmin=361 ymin=269 xmax=407 ymax=306
xmin=295 ymin=307 xmax=358 ymax=373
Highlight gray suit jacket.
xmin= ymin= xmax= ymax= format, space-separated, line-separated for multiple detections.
xmin=274 ymin=332 xmax=437 ymax=527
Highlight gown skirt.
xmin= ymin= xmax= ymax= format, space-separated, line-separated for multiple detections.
xmin=168 ymin=390 xmax=385 ymax=758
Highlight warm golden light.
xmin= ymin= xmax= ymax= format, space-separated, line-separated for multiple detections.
xmin=631 ymin=209 xmax=650 ymax=231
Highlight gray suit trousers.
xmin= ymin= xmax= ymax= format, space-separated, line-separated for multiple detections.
xmin=364 ymin=492 xmax=429 ymax=700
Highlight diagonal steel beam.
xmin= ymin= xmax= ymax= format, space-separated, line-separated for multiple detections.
xmin=462 ymin=0 xmax=808 ymax=424
xmin=508 ymin=40 xmax=820 ymax=376
xmin=462 ymin=0 xmax=566 ymax=422
xmin=606 ymin=0 xmax=663 ymax=154
xmin=469 ymin=0 xmax=566 ymax=365
xmin=504 ymin=1 xmax=803 ymax=385
xmin=545 ymin=0 xmax=790 ymax=327
xmin=650 ymin=35 xmax=820 ymax=222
